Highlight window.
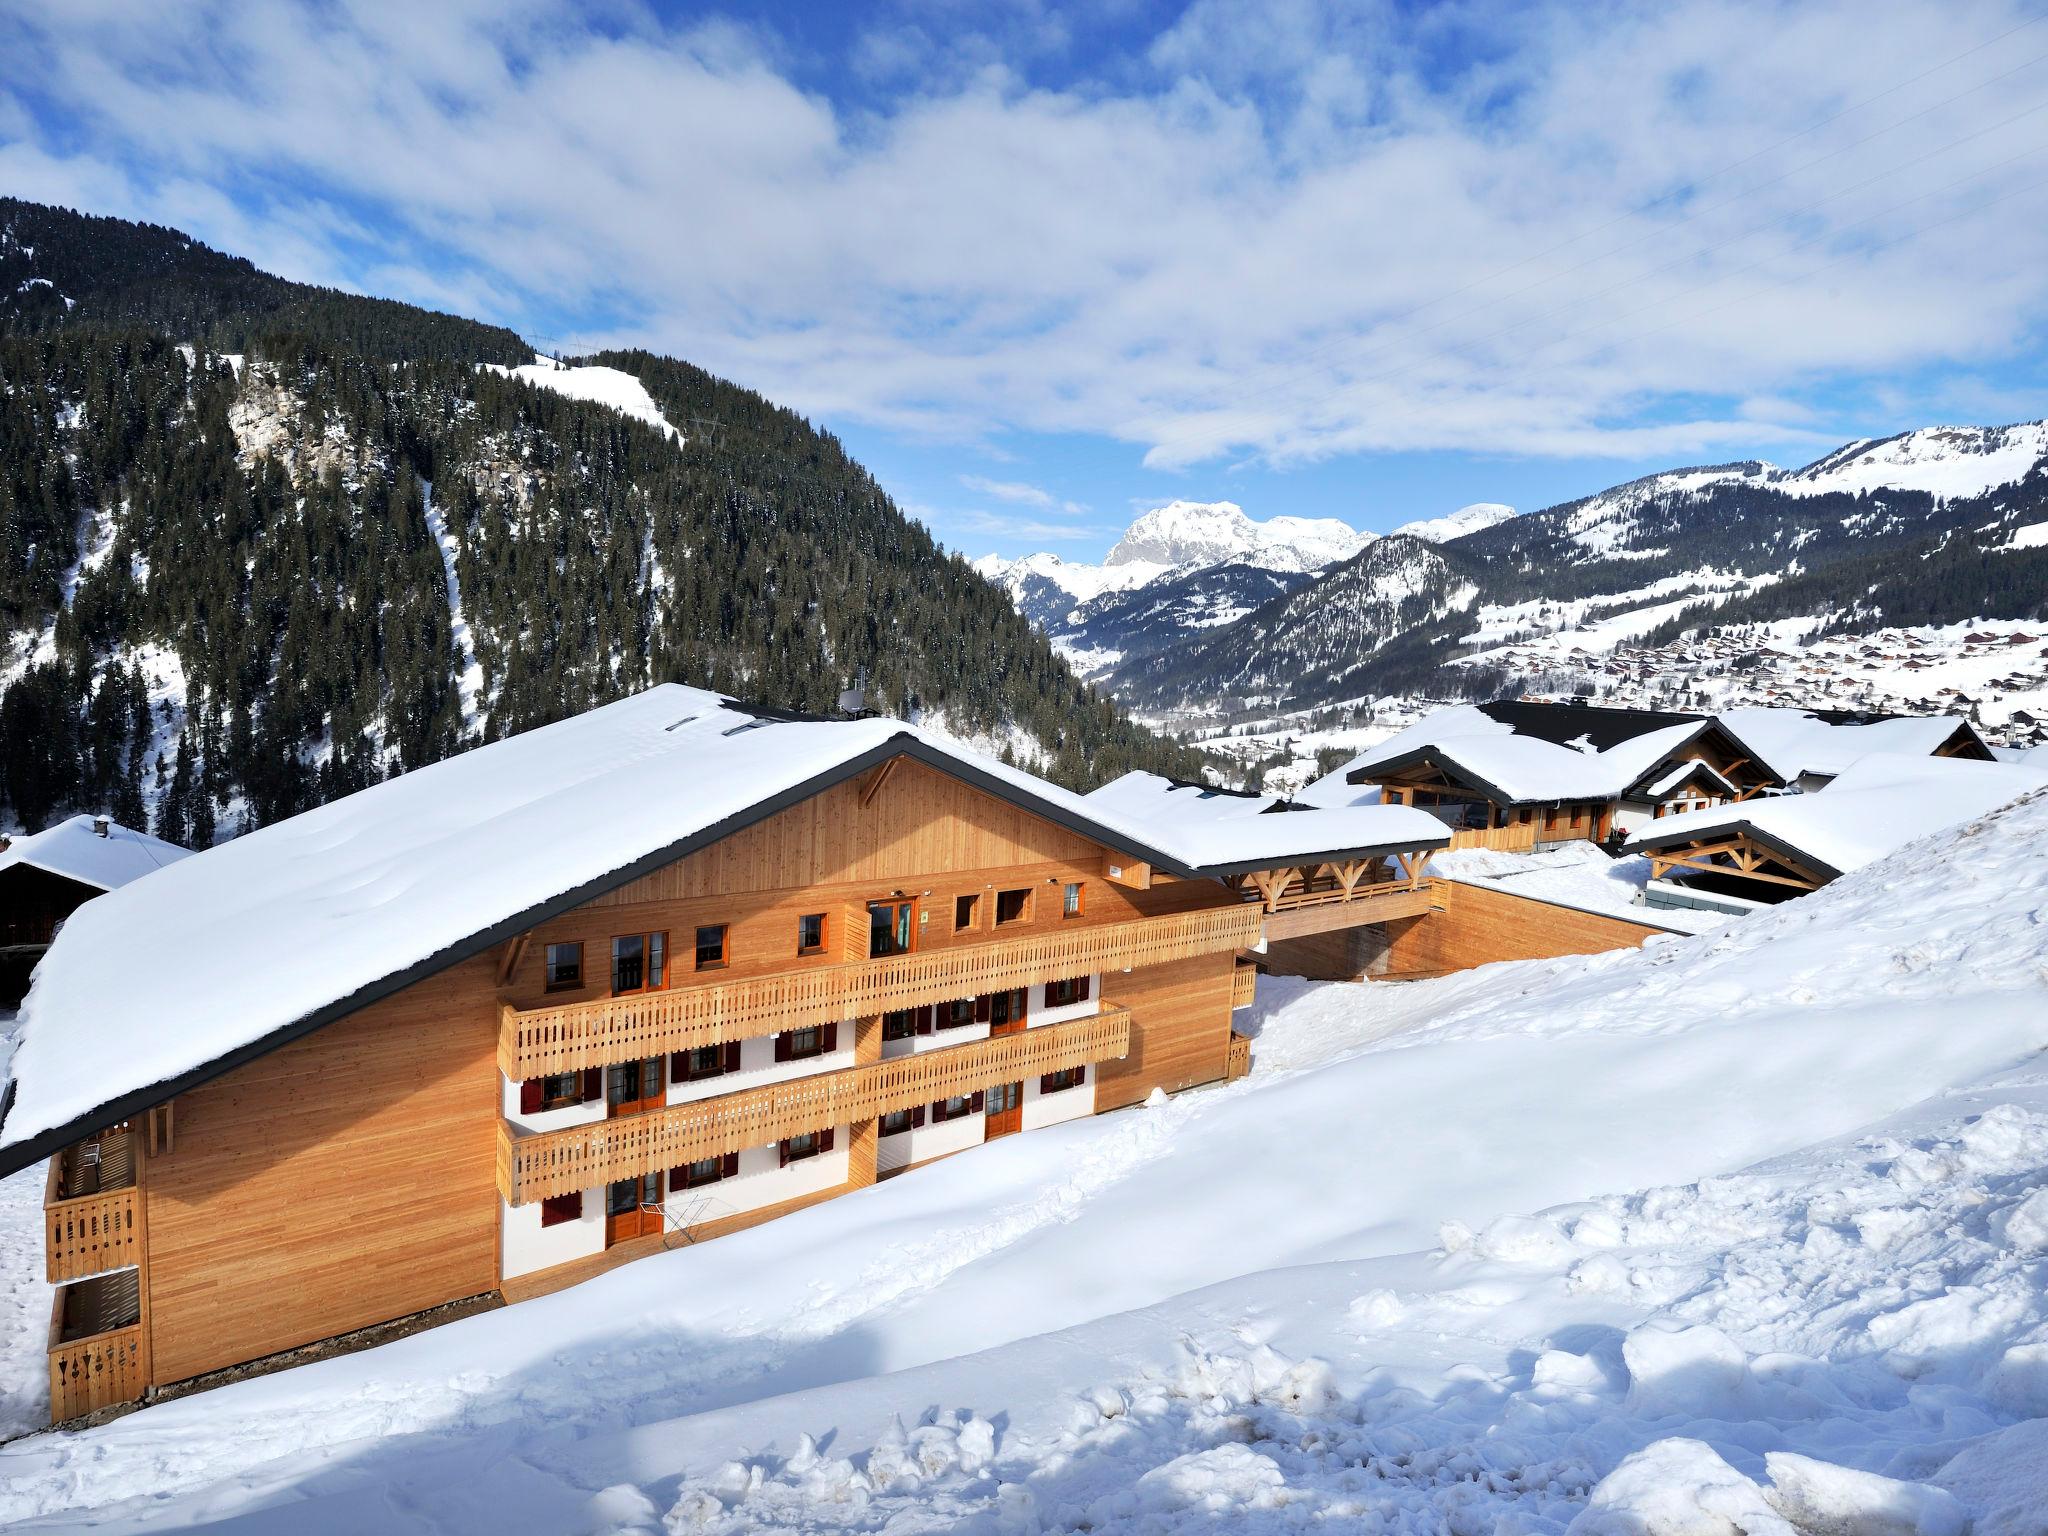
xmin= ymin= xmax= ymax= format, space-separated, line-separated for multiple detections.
xmin=939 ymin=998 xmax=977 ymax=1031
xmin=776 ymin=1023 xmax=836 ymax=1062
xmin=540 ymin=1071 xmax=586 ymax=1110
xmin=994 ymin=888 xmax=1031 ymax=926
xmin=520 ymin=1067 xmax=599 ymax=1115
xmin=868 ymin=899 xmax=915 ymax=958
xmin=797 ymin=913 xmax=827 ymax=955
xmin=1040 ymin=1066 xmax=1086 ymax=1095
xmin=694 ymin=924 xmax=727 ymax=971
xmin=779 ymin=1126 xmax=836 ymax=1165
xmin=612 ymin=932 xmax=667 ymax=993
xmin=883 ymin=1008 xmax=918 ymax=1042
xmin=671 ymin=1043 xmax=738 ymax=1083
xmin=987 ymin=1082 xmax=1022 ymax=1116
xmin=540 ymin=1191 xmax=583 ymax=1228
xmin=954 ymin=893 xmax=980 ymax=932
xmin=931 ymin=1092 xmax=982 ymax=1123
xmin=677 ymin=1156 xmax=726 ymax=1189
xmin=1063 ymin=882 xmax=1085 ymax=919
xmin=544 ymin=942 xmax=583 ymax=991
xmin=1044 ymin=976 xmax=1090 ymax=1009
xmin=879 ymin=1107 xmax=923 ymax=1136
xmin=608 ymin=1173 xmax=659 ymax=1216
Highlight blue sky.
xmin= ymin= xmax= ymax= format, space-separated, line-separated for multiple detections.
xmin=5 ymin=0 xmax=2047 ymax=559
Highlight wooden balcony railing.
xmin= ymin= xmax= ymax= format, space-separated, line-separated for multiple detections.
xmin=1230 ymin=963 xmax=1257 ymax=1011
xmin=499 ymin=1006 xmax=1132 ymax=1204
xmin=500 ymin=906 xmax=1257 ymax=1079
xmin=48 ymin=1271 xmax=146 ymax=1422
xmin=45 ymin=1179 xmax=140 ymax=1284
xmin=1444 ymin=823 xmax=1539 ymax=853
xmin=1226 ymin=1031 xmax=1252 ymax=1081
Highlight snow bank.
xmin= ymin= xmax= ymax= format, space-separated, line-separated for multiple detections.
xmin=484 ymin=356 xmax=683 ymax=444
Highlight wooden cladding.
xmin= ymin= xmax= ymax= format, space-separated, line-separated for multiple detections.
xmin=1444 ymin=823 xmax=1538 ymax=853
xmin=1225 ymin=1031 xmax=1252 ymax=1081
xmin=1259 ymin=880 xmax=1440 ymax=942
xmin=45 ymin=1180 xmax=140 ymax=1284
xmin=500 ymin=906 xmax=1258 ymax=1079
xmin=1230 ymin=963 xmax=1257 ymax=1012
xmin=499 ymin=1007 xmax=1133 ymax=1204
xmin=48 ymin=1320 xmax=146 ymax=1422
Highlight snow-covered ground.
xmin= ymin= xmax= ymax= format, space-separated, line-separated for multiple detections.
xmin=3 ymin=792 xmax=2047 ymax=1530
xmin=486 ymin=357 xmax=684 ymax=445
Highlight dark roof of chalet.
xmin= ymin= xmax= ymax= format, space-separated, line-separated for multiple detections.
xmin=1474 ymin=699 xmax=1705 ymax=749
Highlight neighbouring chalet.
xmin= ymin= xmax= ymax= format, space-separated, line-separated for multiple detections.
xmin=0 ymin=816 xmax=192 ymax=1005
xmin=5 ymin=685 xmax=1512 ymax=1423
xmin=1308 ymin=700 xmax=1995 ymax=848
xmin=1083 ymin=770 xmax=1297 ymax=820
xmin=1623 ymin=754 xmax=2047 ymax=912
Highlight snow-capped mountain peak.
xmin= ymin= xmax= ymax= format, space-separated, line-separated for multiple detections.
xmin=1103 ymin=500 xmax=1371 ymax=573
xmin=1770 ymin=419 xmax=2048 ymax=500
xmin=1388 ymin=502 xmax=1517 ymax=544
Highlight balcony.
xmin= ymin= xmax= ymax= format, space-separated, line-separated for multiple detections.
xmin=500 ymin=905 xmax=1258 ymax=1079
xmin=1230 ymin=962 xmax=1257 ymax=1011
xmin=499 ymin=1006 xmax=1132 ymax=1204
xmin=1226 ymin=1030 xmax=1252 ymax=1081
xmin=48 ymin=1269 xmax=146 ymax=1422
xmin=45 ymin=1125 xmax=141 ymax=1284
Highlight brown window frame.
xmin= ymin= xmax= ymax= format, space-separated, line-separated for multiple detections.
xmin=544 ymin=941 xmax=584 ymax=992
xmin=1062 ymin=881 xmax=1085 ymax=919
xmin=610 ymin=931 xmax=669 ymax=995
xmin=693 ymin=923 xmax=729 ymax=972
xmin=882 ymin=1007 xmax=918 ymax=1042
xmin=868 ymin=898 xmax=918 ymax=958
xmin=994 ymin=888 xmax=1032 ymax=927
xmin=938 ymin=998 xmax=977 ymax=1031
xmin=953 ymin=892 xmax=981 ymax=932
xmin=1040 ymin=1065 xmax=1086 ymax=1095
xmin=797 ymin=912 xmax=827 ymax=956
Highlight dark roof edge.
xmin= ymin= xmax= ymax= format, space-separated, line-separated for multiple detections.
xmin=0 ymin=732 xmax=1201 ymax=1179
xmin=1192 ymin=831 xmax=1452 ymax=878
xmin=1622 ymin=816 xmax=1843 ymax=883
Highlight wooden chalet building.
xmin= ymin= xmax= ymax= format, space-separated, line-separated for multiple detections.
xmin=0 ymin=685 xmax=1461 ymax=1422
xmin=0 ymin=816 xmax=191 ymax=1005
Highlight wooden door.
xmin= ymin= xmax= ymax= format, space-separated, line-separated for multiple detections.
xmin=989 ymin=987 xmax=1026 ymax=1037
xmin=605 ymin=1171 xmax=664 ymax=1245
xmin=985 ymin=1080 xmax=1023 ymax=1139
xmin=868 ymin=898 xmax=917 ymax=958
xmin=608 ymin=1057 xmax=664 ymax=1118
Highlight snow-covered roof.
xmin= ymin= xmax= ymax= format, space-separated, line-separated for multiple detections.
xmin=1631 ymin=758 xmax=1739 ymax=800
xmin=0 ymin=686 xmax=1448 ymax=1168
xmin=1624 ymin=754 xmax=2048 ymax=879
xmin=1714 ymin=706 xmax=1986 ymax=782
xmin=1083 ymin=770 xmax=1283 ymax=821
xmin=0 ymin=814 xmax=191 ymax=893
xmin=1325 ymin=705 xmax=1710 ymax=805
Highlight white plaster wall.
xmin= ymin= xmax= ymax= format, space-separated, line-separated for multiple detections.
xmin=878 ymin=1108 xmax=985 ymax=1173
xmin=667 ymin=1030 xmax=856 ymax=1106
xmin=1022 ymin=1069 xmax=1095 ymax=1131
xmin=1614 ymin=802 xmax=1654 ymax=835
xmin=671 ymin=1131 xmax=851 ymax=1220
xmin=1025 ymin=973 xmax=1101 ymax=1029
xmin=500 ymin=1185 xmax=604 ymax=1280
xmin=500 ymin=1073 xmax=608 ymax=1136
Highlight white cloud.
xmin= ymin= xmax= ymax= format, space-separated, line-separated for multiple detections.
xmin=8 ymin=0 xmax=2047 ymax=470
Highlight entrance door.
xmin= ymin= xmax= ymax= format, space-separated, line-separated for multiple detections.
xmin=985 ymin=1080 xmax=1023 ymax=1139
xmin=608 ymin=1057 xmax=664 ymax=1118
xmin=606 ymin=1171 xmax=664 ymax=1245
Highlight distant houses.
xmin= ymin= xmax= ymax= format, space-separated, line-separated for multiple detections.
xmin=0 ymin=815 xmax=192 ymax=1005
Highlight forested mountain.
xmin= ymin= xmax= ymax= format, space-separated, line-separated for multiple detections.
xmin=0 ymin=200 xmax=1204 ymax=838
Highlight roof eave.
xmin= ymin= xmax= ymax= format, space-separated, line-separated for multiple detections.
xmin=1623 ymin=817 xmax=1844 ymax=882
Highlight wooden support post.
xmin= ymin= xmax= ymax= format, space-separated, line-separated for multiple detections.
xmin=496 ymin=933 xmax=529 ymax=986
xmin=856 ymin=757 xmax=901 ymax=809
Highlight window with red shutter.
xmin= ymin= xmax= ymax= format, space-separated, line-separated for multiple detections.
xmin=974 ymin=994 xmax=991 ymax=1022
xmin=1078 ymin=975 xmax=1091 ymax=1002
xmin=969 ymin=1090 xmax=985 ymax=1113
xmin=520 ymin=1078 xmax=543 ymax=1114
xmin=721 ymin=1150 xmax=739 ymax=1179
xmin=915 ymin=1004 xmax=933 ymax=1035
xmin=821 ymin=1022 xmax=838 ymax=1053
xmin=582 ymin=1065 xmax=602 ymax=1100
xmin=722 ymin=1040 xmax=742 ymax=1073
xmin=820 ymin=1127 xmax=835 ymax=1153
xmin=774 ymin=1032 xmax=792 ymax=1064
xmin=1043 ymin=982 xmax=1057 ymax=1008
xmin=539 ymin=1191 xmax=582 ymax=1227
xmin=911 ymin=1104 xmax=926 ymax=1127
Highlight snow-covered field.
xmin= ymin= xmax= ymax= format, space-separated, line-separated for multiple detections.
xmin=3 ymin=792 xmax=2047 ymax=1531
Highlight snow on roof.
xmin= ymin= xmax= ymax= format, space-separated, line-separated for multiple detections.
xmin=1624 ymin=753 xmax=2048 ymax=878
xmin=1430 ymin=841 xmax=1726 ymax=934
xmin=0 ymin=814 xmax=191 ymax=892
xmin=1633 ymin=758 xmax=1738 ymax=799
xmin=0 ymin=686 xmax=1447 ymax=1161
xmin=1715 ymin=706 xmax=1979 ymax=782
xmin=1083 ymin=770 xmax=1282 ymax=821
xmin=1327 ymin=707 xmax=1708 ymax=805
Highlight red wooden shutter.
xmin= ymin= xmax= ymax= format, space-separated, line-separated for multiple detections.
xmin=911 ymin=1105 xmax=926 ymax=1128
xmin=669 ymin=1164 xmax=687 ymax=1191
xmin=1043 ymin=982 xmax=1057 ymax=1008
xmin=1040 ymin=1071 xmax=1056 ymax=1093
xmin=969 ymin=1090 xmax=985 ymax=1113
xmin=975 ymin=994 xmax=991 ymax=1022
xmin=821 ymin=1022 xmax=838 ymax=1053
xmin=721 ymin=1150 xmax=739 ymax=1179
xmin=669 ymin=1052 xmax=686 ymax=1083
xmin=820 ymin=1126 xmax=836 ymax=1153
xmin=582 ymin=1066 xmax=603 ymax=1101
xmin=1078 ymin=975 xmax=1091 ymax=1001
xmin=520 ymin=1078 xmax=543 ymax=1114
xmin=722 ymin=1040 xmax=742 ymax=1074
xmin=915 ymin=1005 xmax=933 ymax=1035
xmin=774 ymin=1032 xmax=792 ymax=1063
xmin=540 ymin=1191 xmax=582 ymax=1228
xmin=778 ymin=1137 xmax=791 ymax=1167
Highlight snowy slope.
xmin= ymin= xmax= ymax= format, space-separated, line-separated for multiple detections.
xmin=1772 ymin=420 xmax=2048 ymax=501
xmin=3 ymin=786 xmax=2047 ymax=1528
xmin=1388 ymin=500 xmax=1517 ymax=544
xmin=484 ymin=356 xmax=683 ymax=444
